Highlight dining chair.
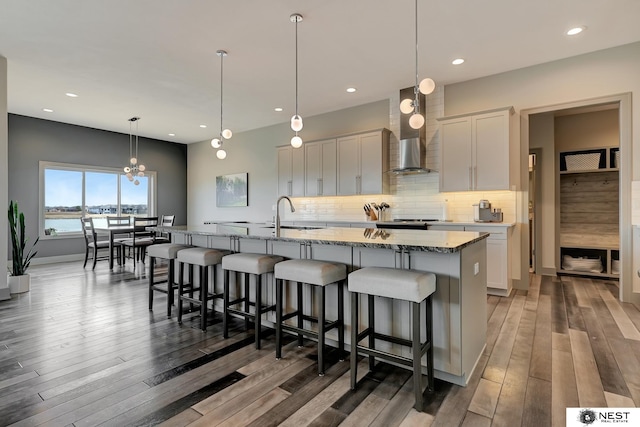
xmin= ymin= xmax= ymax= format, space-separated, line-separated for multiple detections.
xmin=121 ymin=216 xmax=159 ymax=267
xmin=154 ymin=215 xmax=175 ymax=244
xmin=81 ymin=217 xmax=121 ymax=270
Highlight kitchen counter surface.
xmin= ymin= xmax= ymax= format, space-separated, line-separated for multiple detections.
xmin=152 ymin=223 xmax=488 ymax=254
xmin=428 ymin=221 xmax=516 ymax=227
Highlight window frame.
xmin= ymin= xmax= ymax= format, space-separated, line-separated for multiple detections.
xmin=38 ymin=161 xmax=157 ymax=239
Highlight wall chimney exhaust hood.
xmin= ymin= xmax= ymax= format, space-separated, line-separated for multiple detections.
xmin=392 ymin=87 xmax=433 ymax=174
xmin=391 ymin=138 xmax=432 ymax=174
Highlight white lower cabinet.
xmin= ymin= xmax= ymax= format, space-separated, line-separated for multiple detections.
xmin=429 ymin=224 xmax=512 ymax=296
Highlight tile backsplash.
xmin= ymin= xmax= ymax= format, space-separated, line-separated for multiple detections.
xmin=281 ymin=87 xmax=517 ymax=224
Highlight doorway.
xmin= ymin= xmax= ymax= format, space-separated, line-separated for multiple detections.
xmin=521 ymin=93 xmax=632 ymax=302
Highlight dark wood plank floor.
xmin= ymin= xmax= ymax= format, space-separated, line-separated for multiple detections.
xmin=0 ymin=262 xmax=638 ymax=426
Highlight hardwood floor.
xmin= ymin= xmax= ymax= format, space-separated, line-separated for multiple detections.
xmin=0 ymin=262 xmax=638 ymax=426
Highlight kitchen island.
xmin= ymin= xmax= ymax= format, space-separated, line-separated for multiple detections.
xmin=153 ymin=223 xmax=488 ymax=386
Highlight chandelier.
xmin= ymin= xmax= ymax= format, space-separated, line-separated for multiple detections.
xmin=123 ymin=117 xmax=145 ymax=185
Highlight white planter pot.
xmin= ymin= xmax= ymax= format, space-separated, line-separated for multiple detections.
xmin=8 ymin=274 xmax=30 ymax=294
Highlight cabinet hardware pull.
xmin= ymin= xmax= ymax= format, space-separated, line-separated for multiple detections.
xmin=468 ymin=167 xmax=472 ymax=190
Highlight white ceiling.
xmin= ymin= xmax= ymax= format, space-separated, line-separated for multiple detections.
xmin=1 ymin=0 xmax=639 ymax=144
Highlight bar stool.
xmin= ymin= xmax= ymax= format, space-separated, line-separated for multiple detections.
xmin=222 ymin=253 xmax=283 ymax=349
xmin=147 ymin=243 xmax=191 ymax=317
xmin=274 ymin=259 xmax=347 ymax=376
xmin=348 ymin=267 xmax=436 ymax=412
xmin=176 ymin=247 xmax=227 ymax=331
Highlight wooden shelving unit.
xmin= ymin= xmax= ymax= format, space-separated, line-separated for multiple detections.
xmin=558 ymin=146 xmax=619 ymax=278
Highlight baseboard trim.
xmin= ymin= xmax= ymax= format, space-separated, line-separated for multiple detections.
xmin=30 ymin=254 xmax=85 ymax=266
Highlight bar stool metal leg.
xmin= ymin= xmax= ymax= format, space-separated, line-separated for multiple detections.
xmin=350 ymin=291 xmax=358 ymax=390
xmin=338 ymin=281 xmax=345 ymax=360
xmin=223 ymin=269 xmax=230 ymax=339
xmin=368 ymin=294 xmax=375 ymax=371
xmin=148 ymin=256 xmax=155 ymax=311
xmin=276 ymin=278 xmax=283 ymax=359
xmin=255 ymin=273 xmax=262 ymax=349
xmin=296 ymin=281 xmax=303 ymax=347
xmin=318 ymin=285 xmax=326 ymax=376
xmin=177 ymin=261 xmax=185 ymax=323
xmin=426 ymin=296 xmax=434 ymax=391
xmin=412 ymin=301 xmax=423 ymax=412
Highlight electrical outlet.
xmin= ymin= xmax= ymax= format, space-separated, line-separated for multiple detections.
xmin=272 ymin=204 xmax=276 ymax=211
xmin=474 ymin=262 xmax=480 ymax=275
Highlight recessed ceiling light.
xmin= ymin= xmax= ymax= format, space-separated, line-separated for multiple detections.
xmin=346 ymin=87 xmax=357 ymax=93
xmin=566 ymin=26 xmax=585 ymax=36
xmin=65 ymin=92 xmax=78 ymax=97
xmin=199 ymin=124 xmax=207 ymax=128
xmin=42 ymin=108 xmax=54 ymax=113
xmin=168 ymin=133 xmax=175 ymax=136
xmin=274 ymin=107 xmax=283 ymax=112
xmin=452 ymin=58 xmax=465 ymax=65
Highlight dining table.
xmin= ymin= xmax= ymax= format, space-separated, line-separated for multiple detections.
xmin=94 ymin=224 xmax=139 ymax=269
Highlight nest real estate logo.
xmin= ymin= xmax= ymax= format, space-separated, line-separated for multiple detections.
xmin=567 ymin=408 xmax=638 ymax=426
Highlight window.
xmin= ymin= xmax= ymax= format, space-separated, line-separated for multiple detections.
xmin=39 ymin=161 xmax=156 ymax=237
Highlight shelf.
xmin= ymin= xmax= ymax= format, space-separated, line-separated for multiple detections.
xmin=559 ymin=146 xmax=620 ymax=173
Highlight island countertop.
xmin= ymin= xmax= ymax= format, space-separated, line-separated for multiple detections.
xmin=152 ymin=223 xmax=488 ymax=253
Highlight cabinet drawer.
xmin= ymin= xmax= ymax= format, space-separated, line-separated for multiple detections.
xmin=464 ymin=225 xmax=507 ymax=240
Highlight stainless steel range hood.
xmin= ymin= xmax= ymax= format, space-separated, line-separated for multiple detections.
xmin=391 ymin=138 xmax=431 ymax=174
xmin=391 ymin=87 xmax=434 ymax=174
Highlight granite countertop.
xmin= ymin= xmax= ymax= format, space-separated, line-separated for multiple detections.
xmin=152 ymin=223 xmax=488 ymax=253
xmin=427 ymin=221 xmax=516 ymax=227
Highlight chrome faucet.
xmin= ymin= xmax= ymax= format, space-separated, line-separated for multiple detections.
xmin=276 ymin=195 xmax=295 ymax=231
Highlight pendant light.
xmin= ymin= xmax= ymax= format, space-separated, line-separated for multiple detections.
xmin=400 ymin=0 xmax=435 ymax=130
xmin=290 ymin=13 xmax=303 ymax=148
xmin=123 ymin=117 xmax=145 ymax=185
xmin=210 ymin=49 xmax=232 ymax=159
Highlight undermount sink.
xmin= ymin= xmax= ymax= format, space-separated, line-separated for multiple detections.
xmin=262 ymin=225 xmax=322 ymax=230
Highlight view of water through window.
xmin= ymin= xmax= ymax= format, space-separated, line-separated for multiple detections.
xmin=43 ymin=167 xmax=150 ymax=234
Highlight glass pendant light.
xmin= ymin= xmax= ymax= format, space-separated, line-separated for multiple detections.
xmin=212 ymin=49 xmax=232 ymax=159
xmin=290 ymin=13 xmax=304 ymax=147
xmin=400 ymin=0 xmax=436 ymax=130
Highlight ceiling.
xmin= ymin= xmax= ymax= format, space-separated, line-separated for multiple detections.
xmin=1 ymin=0 xmax=639 ymax=144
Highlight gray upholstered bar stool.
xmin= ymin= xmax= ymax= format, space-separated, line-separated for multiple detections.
xmin=147 ymin=243 xmax=191 ymax=317
xmin=274 ymin=259 xmax=347 ymax=376
xmin=176 ymin=247 xmax=228 ymax=331
xmin=222 ymin=253 xmax=283 ymax=349
xmin=348 ymin=267 xmax=436 ymax=412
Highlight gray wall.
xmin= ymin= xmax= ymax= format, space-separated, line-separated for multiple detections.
xmin=8 ymin=114 xmax=187 ymax=259
xmin=0 ymin=57 xmax=7 ymax=294
xmin=188 ymin=100 xmax=390 ymax=225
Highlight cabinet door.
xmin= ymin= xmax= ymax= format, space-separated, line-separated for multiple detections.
xmin=440 ymin=117 xmax=472 ymax=191
xmin=485 ymin=238 xmax=507 ymax=290
xmin=337 ymin=135 xmax=360 ymax=195
xmin=304 ymin=139 xmax=336 ymax=196
xmin=359 ymin=132 xmax=383 ymax=194
xmin=321 ymin=140 xmax=337 ymax=196
xmin=473 ymin=111 xmax=510 ymax=190
xmin=277 ymin=146 xmax=304 ymax=197
xmin=291 ymin=146 xmax=305 ymax=196
xmin=277 ymin=146 xmax=292 ymax=196
xmin=304 ymin=142 xmax=321 ymax=196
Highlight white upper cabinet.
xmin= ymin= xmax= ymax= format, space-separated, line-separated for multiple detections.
xmin=438 ymin=107 xmax=516 ymax=192
xmin=305 ymin=138 xmax=336 ymax=196
xmin=277 ymin=145 xmax=304 ymax=197
xmin=337 ymin=129 xmax=390 ymax=195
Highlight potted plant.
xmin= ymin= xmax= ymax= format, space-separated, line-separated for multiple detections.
xmin=7 ymin=201 xmax=38 ymax=294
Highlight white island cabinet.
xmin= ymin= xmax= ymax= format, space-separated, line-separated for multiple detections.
xmin=429 ymin=222 xmax=514 ymax=296
xmin=159 ymin=224 xmax=488 ymax=387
